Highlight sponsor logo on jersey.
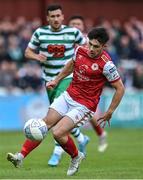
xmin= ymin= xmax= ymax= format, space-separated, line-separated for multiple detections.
xmin=76 ymin=64 xmax=89 ymax=81
xmin=109 ymin=66 xmax=116 ymax=73
xmin=91 ymin=63 xmax=99 ymax=71
xmin=79 ymin=64 xmax=88 ymax=74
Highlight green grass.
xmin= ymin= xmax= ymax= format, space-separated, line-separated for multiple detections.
xmin=0 ymin=129 xmax=143 ymax=179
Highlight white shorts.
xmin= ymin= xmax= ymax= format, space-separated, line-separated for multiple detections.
xmin=50 ymin=91 xmax=94 ymax=127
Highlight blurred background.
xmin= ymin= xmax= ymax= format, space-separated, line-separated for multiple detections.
xmin=0 ymin=0 xmax=143 ymax=130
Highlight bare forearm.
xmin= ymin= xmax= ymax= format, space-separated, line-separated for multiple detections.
xmin=55 ymin=60 xmax=74 ymax=83
xmin=108 ymin=80 xmax=125 ymax=113
xmin=96 ymin=79 xmax=125 ymax=128
xmin=46 ymin=60 xmax=74 ymax=90
xmin=25 ymin=47 xmax=38 ymax=60
xmin=25 ymin=47 xmax=47 ymax=62
xmin=107 ymin=83 xmax=125 ymax=113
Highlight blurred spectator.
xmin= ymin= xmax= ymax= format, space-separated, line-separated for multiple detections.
xmin=15 ymin=16 xmax=27 ymax=31
xmin=31 ymin=17 xmax=42 ymax=31
xmin=133 ymin=42 xmax=143 ymax=62
xmin=0 ymin=15 xmax=143 ymax=93
xmin=19 ymin=27 xmax=32 ymax=52
xmin=0 ymin=35 xmax=7 ymax=61
xmin=7 ymin=35 xmax=23 ymax=65
xmin=17 ymin=62 xmax=42 ymax=92
xmin=0 ymin=60 xmax=21 ymax=94
xmin=132 ymin=64 xmax=143 ymax=89
xmin=116 ymin=35 xmax=133 ymax=60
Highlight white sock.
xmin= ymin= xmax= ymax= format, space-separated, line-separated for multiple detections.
xmin=71 ymin=128 xmax=85 ymax=144
xmin=100 ymin=131 xmax=107 ymax=138
xmin=53 ymin=141 xmax=64 ymax=156
xmin=76 ymin=133 xmax=85 ymax=144
xmin=17 ymin=153 xmax=24 ymax=160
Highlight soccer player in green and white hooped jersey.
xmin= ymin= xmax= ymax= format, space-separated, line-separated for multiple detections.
xmin=24 ymin=4 xmax=89 ymax=166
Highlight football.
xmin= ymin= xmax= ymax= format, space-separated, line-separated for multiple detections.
xmin=23 ymin=118 xmax=48 ymax=141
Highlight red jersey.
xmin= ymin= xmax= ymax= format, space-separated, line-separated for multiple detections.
xmin=67 ymin=46 xmax=120 ymax=112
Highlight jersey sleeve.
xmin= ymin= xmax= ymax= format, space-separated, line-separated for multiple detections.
xmin=28 ymin=28 xmax=40 ymax=49
xmin=74 ymin=28 xmax=86 ymax=45
xmin=103 ymin=61 xmax=120 ymax=82
xmin=72 ymin=46 xmax=81 ymax=61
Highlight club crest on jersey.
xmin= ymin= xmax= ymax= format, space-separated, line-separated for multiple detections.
xmin=91 ymin=63 xmax=98 ymax=71
xmin=63 ymin=34 xmax=71 ymax=40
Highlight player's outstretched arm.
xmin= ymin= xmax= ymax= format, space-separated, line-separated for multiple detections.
xmin=97 ymin=79 xmax=125 ymax=128
xmin=46 ymin=60 xmax=74 ymax=90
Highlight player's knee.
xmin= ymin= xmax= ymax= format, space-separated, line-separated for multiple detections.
xmin=43 ymin=116 xmax=53 ymax=129
xmin=52 ymin=129 xmax=63 ymax=140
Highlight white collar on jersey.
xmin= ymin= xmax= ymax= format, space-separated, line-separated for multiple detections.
xmin=48 ymin=25 xmax=65 ymax=32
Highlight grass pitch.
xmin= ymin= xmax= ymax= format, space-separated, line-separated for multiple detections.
xmin=0 ymin=128 xmax=143 ymax=179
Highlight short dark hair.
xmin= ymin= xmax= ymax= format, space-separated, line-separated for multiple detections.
xmin=88 ymin=27 xmax=109 ymax=44
xmin=68 ymin=15 xmax=84 ymax=22
xmin=46 ymin=4 xmax=62 ymax=14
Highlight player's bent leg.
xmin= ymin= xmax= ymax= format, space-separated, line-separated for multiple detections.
xmin=43 ymin=107 xmax=63 ymax=129
xmin=98 ymin=131 xmax=108 ymax=152
xmin=54 ymin=134 xmax=85 ymax=176
xmin=90 ymin=118 xmax=108 ymax=152
xmin=71 ymin=128 xmax=90 ymax=155
xmin=7 ymin=139 xmax=41 ymax=168
xmin=52 ymin=116 xmax=85 ymax=175
xmin=7 ymin=108 xmax=62 ymax=168
xmin=47 ymin=94 xmax=69 ymax=166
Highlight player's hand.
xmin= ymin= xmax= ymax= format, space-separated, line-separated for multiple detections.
xmin=46 ymin=80 xmax=58 ymax=90
xmin=37 ymin=54 xmax=47 ymax=62
xmin=96 ymin=111 xmax=112 ymax=128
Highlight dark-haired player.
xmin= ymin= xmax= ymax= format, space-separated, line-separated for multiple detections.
xmin=7 ymin=27 xmax=124 ymax=176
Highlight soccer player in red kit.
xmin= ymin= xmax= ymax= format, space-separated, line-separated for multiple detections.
xmin=68 ymin=15 xmax=108 ymax=151
xmin=7 ymin=27 xmax=125 ymax=176
xmin=48 ymin=15 xmax=109 ymax=166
